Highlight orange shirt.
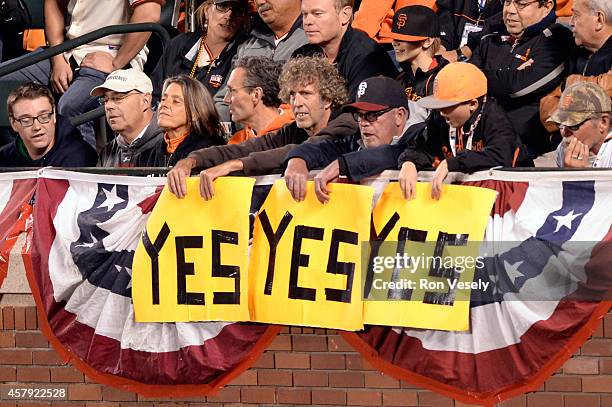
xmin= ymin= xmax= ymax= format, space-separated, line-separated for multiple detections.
xmin=228 ymin=105 xmax=295 ymax=145
xmin=556 ymin=0 xmax=573 ymax=17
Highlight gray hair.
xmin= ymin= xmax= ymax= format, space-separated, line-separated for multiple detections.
xmin=585 ymin=0 xmax=612 ymax=23
xmin=233 ymin=57 xmax=283 ymax=108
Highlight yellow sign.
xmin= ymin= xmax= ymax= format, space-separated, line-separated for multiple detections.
xmin=132 ymin=177 xmax=254 ymax=322
xmin=249 ymin=180 xmax=373 ymax=330
xmin=363 ymin=182 xmax=496 ymax=331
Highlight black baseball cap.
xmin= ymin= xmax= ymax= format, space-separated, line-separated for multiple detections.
xmin=384 ymin=5 xmax=440 ymax=42
xmin=342 ymin=76 xmax=408 ymax=112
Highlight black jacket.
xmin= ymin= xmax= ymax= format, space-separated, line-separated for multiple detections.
xmin=436 ymin=0 xmax=502 ymax=51
xmin=293 ymin=26 xmax=399 ymax=101
xmin=470 ymin=12 xmax=573 ymax=156
xmin=0 ymin=115 xmax=97 ymax=167
xmin=569 ymin=35 xmax=612 ymax=76
xmin=398 ymin=55 xmax=449 ymax=103
xmin=136 ymin=130 xmax=225 ymax=167
xmin=398 ymin=98 xmax=532 ymax=172
xmin=284 ymin=122 xmax=425 ymax=181
xmin=151 ymin=31 xmax=245 ymax=101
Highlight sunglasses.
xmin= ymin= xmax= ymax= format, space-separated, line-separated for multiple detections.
xmin=214 ymin=2 xmax=248 ymax=17
xmin=560 ymin=118 xmax=591 ymax=132
xmin=352 ymin=107 xmax=394 ymax=123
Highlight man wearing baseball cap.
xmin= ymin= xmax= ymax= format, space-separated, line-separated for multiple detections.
xmin=550 ymin=82 xmax=612 ymax=168
xmin=397 ymin=62 xmax=531 ymax=200
xmin=283 ymin=76 xmax=424 ymax=203
xmin=91 ymin=69 xmax=163 ymax=167
xmin=386 ymin=5 xmax=448 ymax=128
xmin=469 ymin=0 xmax=573 ymax=157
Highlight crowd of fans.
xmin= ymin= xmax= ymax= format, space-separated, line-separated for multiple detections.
xmin=0 ymin=0 xmax=610 ymax=201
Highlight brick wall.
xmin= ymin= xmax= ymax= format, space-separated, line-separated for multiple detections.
xmin=1 ymin=306 xmax=611 ymax=407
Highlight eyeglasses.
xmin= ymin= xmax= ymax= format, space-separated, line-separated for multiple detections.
xmin=11 ymin=110 xmax=54 ymax=127
xmin=503 ymin=0 xmax=540 ymax=10
xmin=98 ymin=91 xmax=141 ymax=105
xmin=215 ymin=2 xmax=248 ymax=17
xmin=226 ymin=86 xmax=254 ymax=96
xmin=352 ymin=107 xmax=394 ymax=123
xmin=560 ymin=118 xmax=591 ymax=132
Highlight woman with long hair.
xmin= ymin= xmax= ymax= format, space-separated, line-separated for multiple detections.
xmin=151 ymin=0 xmax=250 ymax=100
xmin=136 ymin=75 xmax=226 ymax=166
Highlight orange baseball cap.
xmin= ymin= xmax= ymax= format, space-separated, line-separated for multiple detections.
xmin=418 ymin=62 xmax=488 ymax=109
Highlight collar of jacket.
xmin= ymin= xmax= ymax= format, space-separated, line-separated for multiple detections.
xmin=335 ymin=25 xmax=357 ymax=62
xmin=251 ymin=14 xmax=304 ymax=47
xmin=399 ymin=55 xmax=449 ymax=84
xmin=180 ymin=31 xmax=243 ymax=69
xmin=501 ymin=9 xmax=556 ymax=42
xmin=594 ymin=35 xmax=612 ymax=60
xmin=116 ymin=116 xmax=161 ymax=150
xmin=461 ymin=98 xmax=487 ymax=133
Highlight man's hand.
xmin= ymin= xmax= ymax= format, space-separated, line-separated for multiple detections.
xmin=200 ymin=160 xmax=243 ymax=200
xmin=284 ymin=158 xmax=309 ymax=202
xmin=517 ymin=58 xmax=534 ymax=71
xmin=431 ymin=159 xmax=449 ymax=200
xmin=80 ymin=51 xmax=115 ymax=73
xmin=167 ymin=158 xmax=196 ymax=198
xmin=563 ymin=136 xmax=589 ymax=168
xmin=50 ymin=56 xmax=73 ymax=94
xmin=314 ymin=160 xmax=340 ymax=204
xmin=439 ymin=49 xmax=458 ymax=63
xmin=398 ymin=161 xmax=418 ymax=200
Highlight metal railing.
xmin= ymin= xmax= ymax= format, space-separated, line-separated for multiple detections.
xmin=0 ymin=23 xmax=171 ymax=127
xmin=0 ymin=23 xmax=170 ymax=78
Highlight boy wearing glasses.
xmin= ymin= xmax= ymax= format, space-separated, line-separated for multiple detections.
xmin=469 ymin=0 xmax=573 ymax=158
xmin=283 ymin=76 xmax=422 ymax=203
xmin=0 ymin=82 xmax=97 ymax=167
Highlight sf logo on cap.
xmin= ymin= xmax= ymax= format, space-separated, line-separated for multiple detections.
xmin=357 ymin=81 xmax=368 ymax=98
xmin=561 ymin=95 xmax=573 ymax=110
xmin=397 ymin=13 xmax=407 ymax=29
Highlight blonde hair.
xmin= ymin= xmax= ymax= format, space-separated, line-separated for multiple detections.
xmin=196 ymin=0 xmax=214 ymax=33
xmin=278 ymin=56 xmax=347 ymax=109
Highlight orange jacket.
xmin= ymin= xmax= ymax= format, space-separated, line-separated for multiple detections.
xmin=556 ymin=0 xmax=573 ymax=17
xmin=228 ymin=105 xmax=295 ymax=144
xmin=352 ymin=0 xmax=437 ymax=43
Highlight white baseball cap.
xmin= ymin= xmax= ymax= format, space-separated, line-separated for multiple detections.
xmin=90 ymin=69 xmax=153 ymax=97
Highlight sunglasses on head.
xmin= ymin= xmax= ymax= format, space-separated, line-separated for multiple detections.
xmin=214 ymin=2 xmax=248 ymax=17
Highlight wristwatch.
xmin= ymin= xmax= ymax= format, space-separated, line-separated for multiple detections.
xmin=456 ymin=49 xmax=470 ymax=62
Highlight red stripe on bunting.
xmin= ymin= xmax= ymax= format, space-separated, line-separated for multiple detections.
xmin=341 ymin=179 xmax=610 ymax=405
xmin=0 ymin=178 xmax=36 ymax=287
xmin=462 ymin=180 xmax=529 ymax=217
xmin=341 ymin=300 xmax=610 ymax=405
xmin=24 ymin=177 xmax=280 ymax=397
